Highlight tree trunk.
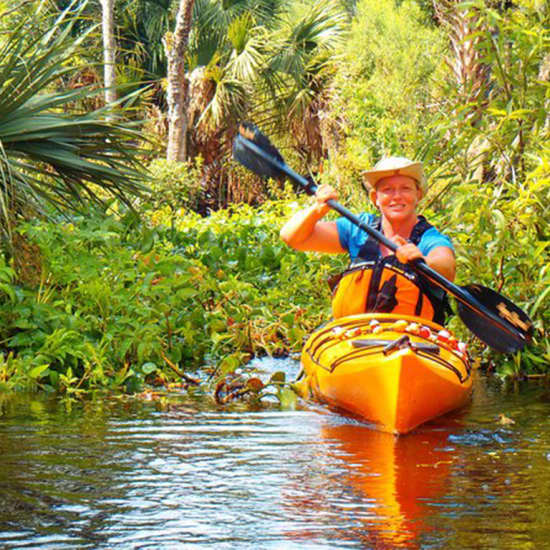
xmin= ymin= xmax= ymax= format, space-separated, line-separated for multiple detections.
xmin=433 ymin=0 xmax=493 ymax=182
xmin=100 ymin=0 xmax=117 ymax=108
xmin=165 ymin=0 xmax=195 ymax=162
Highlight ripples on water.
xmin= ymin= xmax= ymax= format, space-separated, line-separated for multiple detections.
xmin=1 ymin=359 xmax=549 ymax=550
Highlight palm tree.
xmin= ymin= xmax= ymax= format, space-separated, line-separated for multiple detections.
xmin=433 ymin=0 xmax=490 ymax=127
xmin=182 ymin=0 xmax=347 ymax=207
xmin=261 ymin=0 xmax=347 ymax=163
xmin=165 ymin=0 xmax=196 ymax=161
xmin=117 ymin=0 xmax=173 ymax=81
xmin=0 ymin=1 xmax=148 ymax=246
xmin=100 ymin=0 xmax=118 ymax=107
xmin=41 ymin=0 xmax=347 ymax=208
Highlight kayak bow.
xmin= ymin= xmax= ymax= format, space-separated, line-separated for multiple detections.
xmin=295 ymin=314 xmax=473 ymax=434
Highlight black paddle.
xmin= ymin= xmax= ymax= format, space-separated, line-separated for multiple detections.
xmin=232 ymin=122 xmax=534 ymax=354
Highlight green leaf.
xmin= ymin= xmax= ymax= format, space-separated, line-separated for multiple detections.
xmin=0 ymin=283 xmax=16 ymax=301
xmin=269 ymin=371 xmax=286 ymax=385
xmin=141 ymin=362 xmax=158 ymax=375
xmin=282 ymin=313 xmax=295 ymax=326
xmin=28 ymin=363 xmax=50 ymax=379
xmin=140 ymin=230 xmax=155 ymax=253
xmin=530 ymin=285 xmax=550 ymax=317
xmin=491 ymin=209 xmax=506 ymax=231
xmin=177 ymin=287 xmax=199 ymax=299
xmin=8 ymin=332 xmax=36 ymax=347
xmin=278 ymin=387 xmax=298 ymax=410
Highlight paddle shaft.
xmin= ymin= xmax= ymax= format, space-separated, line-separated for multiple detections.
xmin=242 ymin=137 xmax=524 ymax=343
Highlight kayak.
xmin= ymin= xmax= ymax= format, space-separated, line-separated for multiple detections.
xmin=295 ymin=313 xmax=473 ymax=435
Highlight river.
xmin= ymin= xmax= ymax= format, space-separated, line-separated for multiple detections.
xmin=1 ymin=358 xmax=549 ymax=549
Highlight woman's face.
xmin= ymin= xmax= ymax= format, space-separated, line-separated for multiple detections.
xmin=370 ymin=175 xmax=422 ymax=224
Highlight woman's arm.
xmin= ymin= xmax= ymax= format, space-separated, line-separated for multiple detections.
xmin=279 ymin=185 xmax=345 ymax=253
xmin=423 ymin=246 xmax=456 ymax=281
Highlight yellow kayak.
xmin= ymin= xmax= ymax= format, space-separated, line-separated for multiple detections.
xmin=295 ymin=313 xmax=473 ymax=435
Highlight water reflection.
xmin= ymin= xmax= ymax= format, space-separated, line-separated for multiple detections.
xmin=282 ymin=418 xmax=459 ymax=549
xmin=0 ymin=369 xmax=550 ymax=549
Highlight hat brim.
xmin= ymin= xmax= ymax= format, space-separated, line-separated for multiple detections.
xmin=361 ymin=162 xmax=425 ymax=192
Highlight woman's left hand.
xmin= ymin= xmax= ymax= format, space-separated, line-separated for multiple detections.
xmin=393 ymin=235 xmax=424 ymax=264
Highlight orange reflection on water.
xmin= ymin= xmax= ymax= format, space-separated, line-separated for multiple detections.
xmin=284 ymin=419 xmax=459 ymax=549
xmin=328 ymin=422 xmax=456 ymax=548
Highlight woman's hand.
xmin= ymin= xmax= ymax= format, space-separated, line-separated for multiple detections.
xmin=279 ymin=183 xmax=344 ymax=254
xmin=393 ymin=235 xmax=424 ymax=264
xmin=314 ymin=184 xmax=338 ymax=216
xmin=393 ymin=235 xmax=456 ymax=281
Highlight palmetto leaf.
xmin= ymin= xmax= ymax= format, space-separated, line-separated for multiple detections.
xmin=118 ymin=0 xmax=172 ymax=78
xmin=226 ymin=16 xmax=268 ymax=81
xmin=198 ymin=0 xmax=286 ymax=31
xmin=271 ymin=0 xmax=346 ymax=75
xmin=251 ymin=1 xmax=346 ymax=138
xmin=0 ymin=0 xmax=149 ymax=242
xmin=201 ymin=77 xmax=249 ymax=127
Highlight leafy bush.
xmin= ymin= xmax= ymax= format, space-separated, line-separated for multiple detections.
xmin=418 ymin=1 xmax=550 ymax=375
xmin=0 ymin=198 xmax=344 ymax=394
xmin=445 ymin=147 xmax=550 ymax=375
xmin=329 ymin=0 xmax=446 ymax=172
xmin=146 ymin=158 xmax=204 ymax=219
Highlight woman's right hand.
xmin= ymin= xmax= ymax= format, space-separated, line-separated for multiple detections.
xmin=314 ymin=184 xmax=339 ymax=216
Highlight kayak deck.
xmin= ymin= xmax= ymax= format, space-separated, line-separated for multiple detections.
xmin=297 ymin=314 xmax=473 ymax=434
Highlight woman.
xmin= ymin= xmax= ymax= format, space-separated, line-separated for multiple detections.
xmin=279 ymin=157 xmax=455 ymax=323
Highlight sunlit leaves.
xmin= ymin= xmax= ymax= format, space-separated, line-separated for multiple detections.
xmin=329 ymin=0 xmax=446 ymax=166
xmin=0 ymin=195 xmax=341 ymax=394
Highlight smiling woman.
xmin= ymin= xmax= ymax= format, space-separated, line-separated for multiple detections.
xmin=374 ymin=176 xmax=422 ymax=232
xmin=279 ymin=155 xmax=455 ymax=323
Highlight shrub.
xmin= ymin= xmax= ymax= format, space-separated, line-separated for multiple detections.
xmin=0 ymin=197 xmax=345 ymax=393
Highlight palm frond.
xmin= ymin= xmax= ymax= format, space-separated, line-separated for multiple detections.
xmin=0 ymin=1 xmax=149 ymax=243
xmin=118 ymin=0 xmax=172 ymax=78
xmin=195 ymin=64 xmax=249 ymax=129
xmin=226 ymin=15 xmax=269 ymax=81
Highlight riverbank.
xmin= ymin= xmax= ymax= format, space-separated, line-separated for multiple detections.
xmin=0 ymin=200 xmax=547 ymax=396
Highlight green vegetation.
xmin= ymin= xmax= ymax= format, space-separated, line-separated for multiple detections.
xmin=0 ymin=197 xmax=344 ymax=395
xmin=0 ymin=0 xmax=548 ymax=398
xmin=0 ymin=2 xmax=148 ymax=243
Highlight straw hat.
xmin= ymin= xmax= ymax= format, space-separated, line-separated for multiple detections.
xmin=362 ymin=156 xmax=427 ymax=194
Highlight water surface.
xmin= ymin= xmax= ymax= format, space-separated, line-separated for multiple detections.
xmin=1 ymin=359 xmax=549 ymax=549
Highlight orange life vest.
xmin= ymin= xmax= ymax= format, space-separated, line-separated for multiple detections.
xmin=331 ymin=216 xmax=449 ymax=324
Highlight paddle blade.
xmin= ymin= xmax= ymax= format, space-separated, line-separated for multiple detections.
xmin=457 ymin=284 xmax=534 ymax=353
xmin=232 ymin=122 xmax=285 ymax=180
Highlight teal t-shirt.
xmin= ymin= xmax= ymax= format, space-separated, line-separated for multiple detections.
xmin=336 ymin=213 xmax=454 ymax=261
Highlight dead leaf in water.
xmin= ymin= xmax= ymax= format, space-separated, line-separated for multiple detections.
xmin=497 ymin=413 xmax=515 ymax=425
xmin=215 ymin=375 xmax=246 ymax=404
xmin=246 ymin=377 xmax=264 ymax=392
